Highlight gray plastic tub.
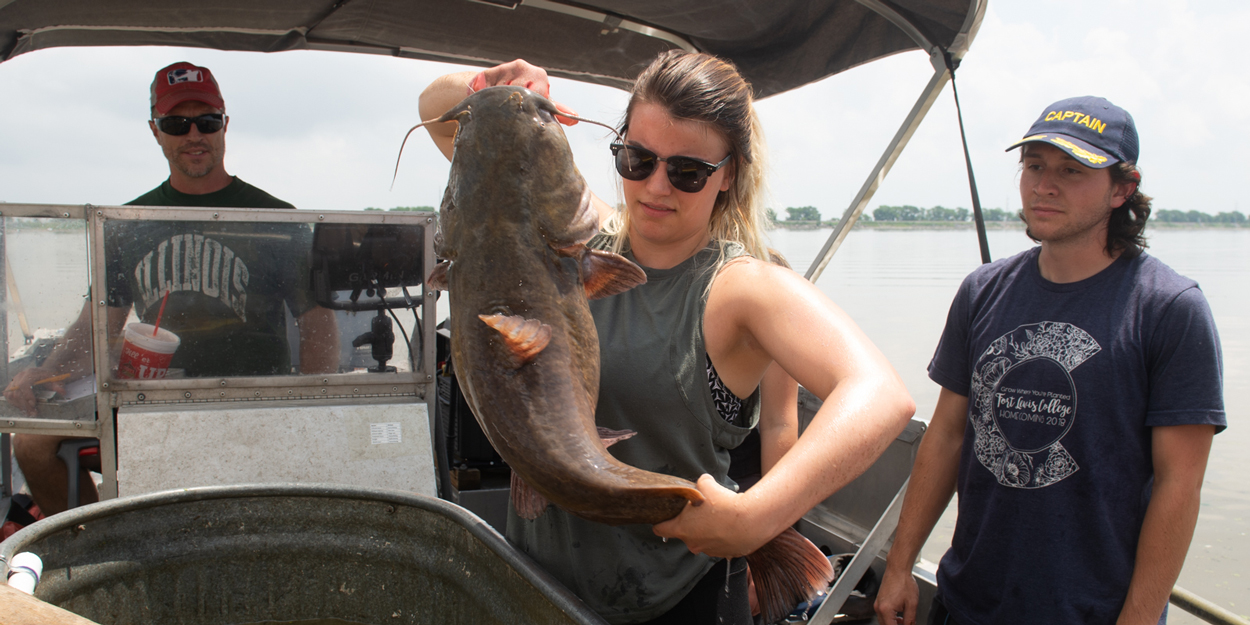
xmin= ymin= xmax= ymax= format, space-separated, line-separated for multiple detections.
xmin=0 ymin=484 xmax=606 ymax=625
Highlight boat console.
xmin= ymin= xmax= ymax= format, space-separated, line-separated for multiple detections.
xmin=0 ymin=204 xmax=441 ymax=501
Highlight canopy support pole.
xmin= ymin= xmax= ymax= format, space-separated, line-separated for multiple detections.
xmin=804 ymin=50 xmax=950 ymax=283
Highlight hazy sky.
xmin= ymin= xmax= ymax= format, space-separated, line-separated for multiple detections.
xmin=1 ymin=0 xmax=1246 ymax=223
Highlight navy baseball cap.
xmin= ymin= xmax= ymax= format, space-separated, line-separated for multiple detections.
xmin=1006 ymin=96 xmax=1139 ymax=169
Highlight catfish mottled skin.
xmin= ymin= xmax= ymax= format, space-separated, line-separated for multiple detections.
xmin=429 ymin=86 xmax=703 ymax=525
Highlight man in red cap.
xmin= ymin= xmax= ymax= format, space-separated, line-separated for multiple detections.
xmin=4 ymin=62 xmax=339 ymax=517
xmin=135 ymin=61 xmax=290 ymax=205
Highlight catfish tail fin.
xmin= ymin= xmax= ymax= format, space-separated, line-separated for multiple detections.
xmin=746 ymin=527 xmax=834 ymax=625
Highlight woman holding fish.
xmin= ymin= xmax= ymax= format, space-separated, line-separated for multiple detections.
xmin=419 ymin=51 xmax=915 ymax=625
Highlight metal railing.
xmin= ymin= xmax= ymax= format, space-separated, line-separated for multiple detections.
xmin=1172 ymin=586 xmax=1250 ymax=625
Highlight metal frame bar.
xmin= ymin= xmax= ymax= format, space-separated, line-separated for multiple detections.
xmin=852 ymin=0 xmax=936 ymax=53
xmin=809 ymin=477 xmax=909 ymax=625
xmin=805 ymin=0 xmax=987 ymax=283
xmin=1171 ymin=586 xmax=1250 ymax=625
xmin=804 ymin=50 xmax=950 ymax=283
xmin=523 ymin=0 xmax=698 ymax=52
xmin=0 ymin=211 xmax=8 ymax=389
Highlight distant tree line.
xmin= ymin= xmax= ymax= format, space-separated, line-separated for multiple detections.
xmin=766 ymin=205 xmax=1017 ymax=225
xmin=765 ymin=205 xmax=1247 ymax=226
xmin=1153 ymin=209 xmax=1246 ymax=223
xmin=869 ymin=205 xmax=1026 ymax=222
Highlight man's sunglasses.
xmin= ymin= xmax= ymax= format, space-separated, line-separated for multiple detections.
xmin=611 ymin=143 xmax=731 ymax=193
xmin=153 ymin=114 xmax=226 ymax=136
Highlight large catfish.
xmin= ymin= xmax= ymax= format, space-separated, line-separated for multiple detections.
xmin=407 ymin=86 xmax=832 ymax=623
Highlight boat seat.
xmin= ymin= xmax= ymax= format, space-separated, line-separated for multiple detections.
xmin=56 ymin=437 xmax=100 ymax=512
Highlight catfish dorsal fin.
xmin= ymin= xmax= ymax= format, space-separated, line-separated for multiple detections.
xmin=746 ymin=527 xmax=835 ymax=625
xmin=580 ymin=249 xmax=647 ymax=300
xmin=479 ymin=314 xmax=552 ymax=367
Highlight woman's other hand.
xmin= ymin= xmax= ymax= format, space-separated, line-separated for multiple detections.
xmin=653 ymin=474 xmax=774 ymax=558
xmin=470 ymin=59 xmax=579 ymax=126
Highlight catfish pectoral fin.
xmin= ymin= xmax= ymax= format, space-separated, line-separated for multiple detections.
xmin=511 ymin=470 xmax=551 ymax=520
xmin=746 ymin=527 xmax=835 ymax=625
xmin=479 ymin=313 xmax=552 ymax=367
xmin=428 ymin=261 xmax=451 ymax=291
xmin=582 ymin=249 xmax=647 ymax=300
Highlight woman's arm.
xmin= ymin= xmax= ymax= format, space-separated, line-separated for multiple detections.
xmin=655 ymin=258 xmax=915 ymax=557
xmin=417 ymin=70 xmax=479 ymax=162
xmin=758 ymin=362 xmax=799 ymax=475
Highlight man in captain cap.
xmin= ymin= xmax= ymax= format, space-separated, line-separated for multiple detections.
xmin=875 ymin=96 xmax=1226 ymax=624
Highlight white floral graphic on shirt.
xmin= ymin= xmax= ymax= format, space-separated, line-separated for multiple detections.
xmin=970 ymin=322 xmax=1099 ymax=489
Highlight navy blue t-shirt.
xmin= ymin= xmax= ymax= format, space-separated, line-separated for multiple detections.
xmin=928 ymin=247 xmax=1225 ymax=625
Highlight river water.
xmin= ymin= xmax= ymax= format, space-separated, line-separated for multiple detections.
xmin=4 ymin=223 xmax=1246 ymax=618
xmin=769 ymin=225 xmax=1249 ymax=620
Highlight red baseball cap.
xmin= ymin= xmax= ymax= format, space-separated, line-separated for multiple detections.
xmin=150 ymin=62 xmax=225 ymax=116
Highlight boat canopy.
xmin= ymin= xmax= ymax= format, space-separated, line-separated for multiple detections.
xmin=0 ymin=0 xmax=981 ymax=97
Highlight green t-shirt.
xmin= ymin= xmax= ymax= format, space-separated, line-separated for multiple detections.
xmin=126 ymin=177 xmax=294 ymax=209
xmin=111 ymin=177 xmax=313 ymax=377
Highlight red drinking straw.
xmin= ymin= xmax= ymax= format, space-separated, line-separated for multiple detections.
xmin=152 ymin=291 xmax=170 ymax=336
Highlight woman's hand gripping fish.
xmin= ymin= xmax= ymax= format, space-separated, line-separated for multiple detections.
xmin=397 ymin=86 xmax=833 ymax=623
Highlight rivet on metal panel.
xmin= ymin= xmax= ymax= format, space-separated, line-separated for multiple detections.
xmin=322 ymin=379 xmax=328 ymax=384
xmin=74 ymin=422 xmax=82 ymax=428
xmin=212 ymin=213 xmax=219 ymax=219
xmin=137 ymin=393 xmax=146 ymax=401
xmin=353 ymin=388 xmax=359 ymax=393
xmin=287 ymin=390 xmax=293 ymax=395
xmin=63 ymin=212 xmax=70 ymax=218
xmin=220 ymin=391 xmax=225 ymax=396
xmin=97 ymin=211 xmax=103 ymax=217
xmin=426 ymin=375 xmax=432 ymax=380
xmin=321 ymin=388 xmax=327 ymax=394
xmin=6 ymin=421 xmax=13 ymax=427
xmin=99 ymin=301 xmax=105 ymax=306
xmin=426 ymin=217 xmax=433 ymax=223
xmin=184 ymin=392 xmax=192 ymax=398
xmin=318 ymin=215 xmax=325 ymax=220
xmin=220 ymin=380 xmax=227 ymax=386
xmin=101 ymin=382 xmax=109 ymax=389
xmin=254 ymin=391 xmax=261 ymax=397
xmin=392 ymin=387 xmax=398 ymax=392
xmin=386 ymin=505 xmax=396 ymax=514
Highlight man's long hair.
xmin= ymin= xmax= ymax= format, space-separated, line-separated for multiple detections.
xmin=1105 ymin=162 xmax=1151 ymax=257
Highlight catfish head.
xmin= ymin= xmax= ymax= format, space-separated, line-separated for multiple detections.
xmin=393 ymin=86 xmax=622 ymax=265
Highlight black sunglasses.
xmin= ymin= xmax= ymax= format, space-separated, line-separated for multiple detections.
xmin=611 ymin=143 xmax=731 ymax=193
xmin=153 ymin=114 xmax=225 ymax=136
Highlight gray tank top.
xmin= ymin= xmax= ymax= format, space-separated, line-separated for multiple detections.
xmin=506 ymin=239 xmax=760 ymax=624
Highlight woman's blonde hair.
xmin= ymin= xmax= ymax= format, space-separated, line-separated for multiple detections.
xmin=603 ymin=50 xmax=770 ymax=265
